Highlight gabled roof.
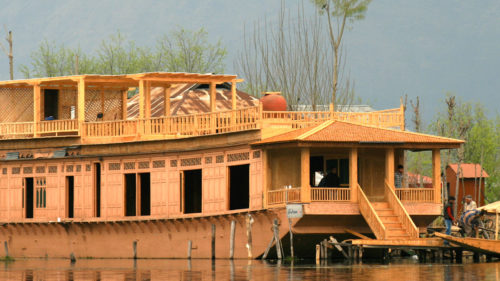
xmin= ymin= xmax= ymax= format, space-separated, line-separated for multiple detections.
xmin=253 ymin=120 xmax=463 ymax=148
xmin=447 ymin=163 xmax=489 ymax=178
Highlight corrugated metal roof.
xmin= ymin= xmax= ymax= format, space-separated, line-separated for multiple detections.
xmin=127 ymin=83 xmax=258 ymax=118
xmin=448 ymin=163 xmax=489 ymax=178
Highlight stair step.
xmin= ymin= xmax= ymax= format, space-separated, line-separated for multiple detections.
xmin=376 ymin=209 xmax=396 ymax=216
xmin=386 ymin=229 xmax=408 ymax=236
xmin=385 ymin=235 xmax=411 ymax=240
xmin=380 ymin=216 xmax=400 ymax=223
xmin=371 ymin=202 xmax=389 ymax=209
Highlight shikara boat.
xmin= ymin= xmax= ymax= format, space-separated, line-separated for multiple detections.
xmin=434 ymin=232 xmax=500 ymax=257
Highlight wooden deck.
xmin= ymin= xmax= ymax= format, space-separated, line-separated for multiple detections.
xmin=434 ymin=232 xmax=500 ymax=257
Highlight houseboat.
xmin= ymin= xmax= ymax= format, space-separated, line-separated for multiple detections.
xmin=0 ymin=72 xmax=462 ymax=259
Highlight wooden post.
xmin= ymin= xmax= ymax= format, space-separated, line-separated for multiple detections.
xmin=273 ymin=218 xmax=282 ymax=260
xmin=385 ymin=148 xmax=395 ymax=188
xmin=432 ymin=149 xmax=442 ymax=203
xmin=77 ymin=78 xmax=86 ymax=123
xmin=350 ymin=147 xmax=358 ymax=202
xmin=315 ymin=244 xmax=320 ymax=264
xmin=164 ymin=86 xmax=171 ymax=117
xmin=231 ymin=81 xmax=237 ymax=110
xmin=300 ymin=147 xmax=311 ymax=203
xmin=400 ymin=100 xmax=405 ymax=130
xmin=133 ymin=240 xmax=137 ymax=259
xmin=288 ymin=218 xmax=294 ymax=259
xmin=262 ymin=149 xmax=269 ymax=208
xmin=139 ymin=80 xmax=145 ymax=119
xmin=122 ymin=89 xmax=128 ymax=119
xmin=4 ymin=241 xmax=8 ymax=257
xmin=33 ymin=83 xmax=41 ymax=137
xmin=262 ymin=235 xmax=274 ymax=260
xmin=229 ymin=220 xmax=236 ymax=259
xmin=330 ymin=103 xmax=334 ymax=119
xmin=495 ymin=210 xmax=498 ymax=240
xmin=211 ymin=224 xmax=216 ymax=259
xmin=246 ymin=214 xmax=253 ymax=259
xmin=187 ymin=240 xmax=192 ymax=259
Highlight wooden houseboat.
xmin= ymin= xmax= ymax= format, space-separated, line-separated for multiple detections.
xmin=0 ymin=72 xmax=463 ymax=259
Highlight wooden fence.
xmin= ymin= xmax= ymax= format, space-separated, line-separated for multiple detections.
xmin=396 ymin=188 xmax=434 ymax=203
xmin=311 ymin=187 xmax=350 ymax=201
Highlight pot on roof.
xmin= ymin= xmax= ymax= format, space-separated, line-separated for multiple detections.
xmin=260 ymin=92 xmax=287 ymax=111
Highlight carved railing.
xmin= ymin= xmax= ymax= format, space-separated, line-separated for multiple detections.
xmin=267 ymin=188 xmax=301 ymax=205
xmin=333 ymin=108 xmax=403 ymax=129
xmin=357 ymin=184 xmax=386 ymax=239
xmin=384 ymin=180 xmax=419 ymax=239
xmin=311 ymin=187 xmax=350 ymax=201
xmin=396 ymin=188 xmax=434 ymax=203
xmin=37 ymin=119 xmax=79 ymax=135
xmin=0 ymin=121 xmax=34 ymax=138
xmin=81 ymin=119 xmax=138 ymax=138
xmin=262 ymin=111 xmax=331 ymax=128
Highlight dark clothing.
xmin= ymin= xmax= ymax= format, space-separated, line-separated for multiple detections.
xmin=318 ymin=173 xmax=340 ymax=187
xmin=443 ymin=203 xmax=455 ymax=221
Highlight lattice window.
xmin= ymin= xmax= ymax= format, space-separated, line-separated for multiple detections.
xmin=124 ymin=162 xmax=135 ymax=170
xmin=227 ymin=152 xmax=250 ymax=162
xmin=181 ymin=157 xmax=202 ymax=167
xmin=153 ymin=160 xmax=165 ymax=168
xmin=66 ymin=165 xmax=74 ymax=172
xmin=23 ymin=167 xmax=33 ymax=174
xmin=12 ymin=167 xmax=20 ymax=174
xmin=0 ymin=88 xmax=33 ymax=122
xmin=205 ymin=157 xmax=213 ymax=164
xmin=138 ymin=161 xmax=150 ymax=169
xmin=86 ymin=164 xmax=91 ymax=171
xmin=59 ymin=89 xmax=77 ymax=120
xmin=170 ymin=160 xmax=178 ymax=168
xmin=48 ymin=166 xmax=58 ymax=173
xmin=109 ymin=163 xmax=121 ymax=171
xmin=216 ymin=155 xmax=224 ymax=163
xmin=76 ymin=165 xmax=81 ymax=172
xmin=253 ymin=150 xmax=261 ymax=159
xmin=2 ymin=168 xmax=7 ymax=175
xmin=35 ymin=177 xmax=47 ymax=208
xmin=36 ymin=166 xmax=45 ymax=173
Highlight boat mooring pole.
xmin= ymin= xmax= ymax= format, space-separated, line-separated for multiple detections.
xmin=211 ymin=224 xmax=216 ymax=259
xmin=288 ymin=218 xmax=294 ymax=259
xmin=230 ymin=220 xmax=236 ymax=259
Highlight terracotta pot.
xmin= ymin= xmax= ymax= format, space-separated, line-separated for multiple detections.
xmin=260 ymin=92 xmax=287 ymax=111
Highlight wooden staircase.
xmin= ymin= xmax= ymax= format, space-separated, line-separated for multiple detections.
xmin=371 ymin=202 xmax=411 ymax=240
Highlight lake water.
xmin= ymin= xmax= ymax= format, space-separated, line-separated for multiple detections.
xmin=0 ymin=258 xmax=498 ymax=280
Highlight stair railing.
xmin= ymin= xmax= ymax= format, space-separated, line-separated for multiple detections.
xmin=384 ymin=180 xmax=419 ymax=239
xmin=357 ymin=184 xmax=386 ymax=239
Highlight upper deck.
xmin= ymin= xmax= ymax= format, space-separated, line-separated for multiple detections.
xmin=0 ymin=72 xmax=404 ymax=146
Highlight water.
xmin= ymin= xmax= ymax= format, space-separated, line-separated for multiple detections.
xmin=0 ymin=258 xmax=498 ymax=281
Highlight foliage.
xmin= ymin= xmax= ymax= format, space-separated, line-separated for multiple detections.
xmin=19 ymin=28 xmax=227 ymax=77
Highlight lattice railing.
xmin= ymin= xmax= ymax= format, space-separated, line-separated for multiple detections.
xmin=396 ymin=188 xmax=434 ymax=203
xmin=385 ymin=180 xmax=419 ymax=239
xmin=267 ymin=188 xmax=301 ymax=205
xmin=311 ymin=187 xmax=350 ymax=201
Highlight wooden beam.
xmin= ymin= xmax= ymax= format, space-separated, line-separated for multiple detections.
xmin=122 ymin=89 xmax=128 ymax=119
xmin=77 ymin=78 xmax=86 ymax=123
xmin=349 ymin=147 xmax=358 ymax=202
xmin=385 ymin=148 xmax=395 ymax=189
xmin=231 ymin=81 xmax=237 ymax=110
xmin=33 ymin=84 xmax=41 ymax=137
xmin=139 ymin=80 xmax=145 ymax=119
xmin=164 ymin=86 xmax=171 ymax=117
xmin=432 ymin=149 xmax=441 ymax=204
xmin=300 ymin=147 xmax=311 ymax=203
xmin=344 ymin=228 xmax=372 ymax=240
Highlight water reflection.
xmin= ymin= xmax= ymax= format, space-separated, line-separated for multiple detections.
xmin=0 ymin=258 xmax=497 ymax=281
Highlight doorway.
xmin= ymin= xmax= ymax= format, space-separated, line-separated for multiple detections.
xmin=94 ymin=163 xmax=101 ymax=217
xmin=25 ymin=178 xmax=34 ymax=219
xmin=183 ymin=169 xmax=202 ymax=214
xmin=44 ymin=89 xmax=59 ymax=120
xmin=125 ymin=174 xmax=137 ymax=216
xmin=66 ymin=176 xmax=74 ymax=218
xmin=228 ymin=164 xmax=249 ymax=210
xmin=139 ymin=173 xmax=150 ymax=216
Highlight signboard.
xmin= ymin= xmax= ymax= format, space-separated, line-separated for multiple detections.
xmin=286 ymin=204 xmax=304 ymax=219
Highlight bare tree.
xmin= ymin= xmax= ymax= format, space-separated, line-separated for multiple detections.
xmin=0 ymin=27 xmax=13 ymax=79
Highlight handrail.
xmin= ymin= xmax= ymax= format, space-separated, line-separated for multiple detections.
xmin=357 ymin=184 xmax=386 ymax=239
xmin=384 ymin=180 xmax=419 ymax=239
xmin=396 ymin=188 xmax=434 ymax=202
xmin=267 ymin=187 xmax=301 ymax=205
xmin=311 ymin=187 xmax=350 ymax=201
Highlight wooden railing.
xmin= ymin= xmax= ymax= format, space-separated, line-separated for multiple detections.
xmin=357 ymin=184 xmax=386 ymax=239
xmin=267 ymin=188 xmax=301 ymax=205
xmin=262 ymin=111 xmax=331 ymax=128
xmin=396 ymin=188 xmax=434 ymax=203
xmin=37 ymin=119 xmax=79 ymax=135
xmin=311 ymin=187 xmax=350 ymax=201
xmin=384 ymin=180 xmax=419 ymax=239
xmin=333 ymin=108 xmax=403 ymax=129
xmin=0 ymin=121 xmax=34 ymax=138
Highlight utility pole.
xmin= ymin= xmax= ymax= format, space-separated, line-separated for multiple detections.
xmin=0 ymin=28 xmax=13 ymax=80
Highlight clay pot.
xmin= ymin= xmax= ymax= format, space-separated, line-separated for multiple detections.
xmin=260 ymin=92 xmax=287 ymax=111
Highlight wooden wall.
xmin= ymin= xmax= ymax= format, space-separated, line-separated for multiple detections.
xmin=358 ymin=149 xmax=386 ymax=198
xmin=0 ymin=146 xmax=263 ymax=222
xmin=268 ymin=148 xmax=301 ymax=190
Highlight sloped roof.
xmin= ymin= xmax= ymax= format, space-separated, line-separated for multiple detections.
xmin=127 ymin=83 xmax=258 ymax=118
xmin=478 ymin=201 xmax=500 ymax=213
xmin=447 ymin=163 xmax=489 ymax=178
xmin=254 ymin=120 xmax=464 ymax=147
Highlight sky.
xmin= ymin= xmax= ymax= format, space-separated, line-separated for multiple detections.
xmin=0 ymin=0 xmax=498 ymax=125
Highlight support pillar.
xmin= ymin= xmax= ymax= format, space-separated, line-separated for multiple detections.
xmin=300 ymin=147 xmax=311 ymax=203
xmin=33 ymin=83 xmax=41 ymax=137
xmin=350 ymin=147 xmax=358 ymax=202
xmin=77 ymin=78 xmax=86 ymax=123
xmin=432 ymin=149 xmax=442 ymax=203
xmin=231 ymin=80 xmax=237 ymax=110
xmin=385 ymin=148 xmax=395 ymax=188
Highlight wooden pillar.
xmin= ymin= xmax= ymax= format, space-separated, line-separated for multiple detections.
xmin=144 ymin=81 xmax=151 ymax=119
xmin=432 ymin=149 xmax=442 ymax=203
xmin=231 ymin=81 xmax=237 ymax=110
xmin=350 ymin=147 xmax=358 ymax=202
xmin=77 ymin=78 xmax=86 ymax=123
xmin=122 ymin=89 xmax=128 ymax=120
xmin=164 ymin=86 xmax=171 ymax=117
xmin=300 ymin=147 xmax=311 ymax=203
xmin=400 ymin=100 xmax=405 ymax=130
xmin=495 ymin=210 xmax=498 ymax=240
xmin=33 ymin=83 xmax=41 ymax=137
xmin=262 ymin=149 xmax=269 ymax=208
xmin=385 ymin=148 xmax=395 ymax=188
xmin=209 ymin=82 xmax=216 ymax=112
xmin=139 ymin=80 xmax=145 ymax=119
